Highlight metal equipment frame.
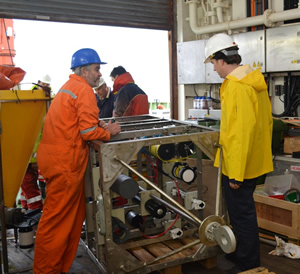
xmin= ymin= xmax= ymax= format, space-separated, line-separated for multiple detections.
xmin=84 ymin=115 xmax=234 ymax=274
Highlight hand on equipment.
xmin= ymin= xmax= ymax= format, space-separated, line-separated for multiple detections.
xmin=98 ymin=120 xmax=108 ymax=129
xmin=41 ymin=85 xmax=51 ymax=97
xmin=107 ymin=120 xmax=121 ymax=136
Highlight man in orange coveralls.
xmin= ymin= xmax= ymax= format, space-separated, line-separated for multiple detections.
xmin=33 ymin=48 xmax=121 ymax=274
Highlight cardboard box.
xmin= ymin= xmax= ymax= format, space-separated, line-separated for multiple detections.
xmin=254 ymin=192 xmax=300 ymax=240
xmin=284 ymin=136 xmax=300 ymax=154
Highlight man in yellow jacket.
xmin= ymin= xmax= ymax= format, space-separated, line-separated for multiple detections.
xmin=33 ymin=48 xmax=121 ymax=273
xmin=204 ymin=33 xmax=273 ymax=274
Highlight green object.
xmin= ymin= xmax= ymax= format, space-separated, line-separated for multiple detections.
xmin=284 ymin=189 xmax=300 ymax=203
xmin=272 ymin=118 xmax=288 ymax=154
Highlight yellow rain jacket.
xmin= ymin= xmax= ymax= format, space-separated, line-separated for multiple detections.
xmin=214 ymin=65 xmax=273 ymax=181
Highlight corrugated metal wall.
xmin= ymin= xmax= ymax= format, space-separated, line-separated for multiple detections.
xmin=0 ymin=0 xmax=178 ymax=119
xmin=0 ymin=0 xmax=173 ymax=30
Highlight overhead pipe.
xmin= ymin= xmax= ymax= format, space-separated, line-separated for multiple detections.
xmin=186 ymin=0 xmax=300 ymax=35
xmin=216 ymin=0 xmax=225 ymax=23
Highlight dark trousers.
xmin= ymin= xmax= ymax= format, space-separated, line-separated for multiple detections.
xmin=222 ymin=174 xmax=260 ymax=271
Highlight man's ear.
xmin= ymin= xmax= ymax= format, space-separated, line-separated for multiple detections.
xmin=217 ymin=59 xmax=224 ymax=66
xmin=81 ymin=66 xmax=88 ymax=76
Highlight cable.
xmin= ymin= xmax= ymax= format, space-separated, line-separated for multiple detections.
xmin=141 ymin=165 xmax=181 ymax=239
xmin=273 ymin=76 xmax=298 ymax=117
xmin=143 ymin=152 xmax=157 ymax=184
xmin=193 ymin=85 xmax=199 ymax=97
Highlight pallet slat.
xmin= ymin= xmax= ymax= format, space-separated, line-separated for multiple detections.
xmin=164 ymin=239 xmax=194 ymax=257
xmin=129 ymin=246 xmax=155 ymax=263
xmin=144 ymin=242 xmax=186 ymax=262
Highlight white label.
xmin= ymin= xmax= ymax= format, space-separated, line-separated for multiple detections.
xmin=291 ymin=166 xmax=300 ymax=172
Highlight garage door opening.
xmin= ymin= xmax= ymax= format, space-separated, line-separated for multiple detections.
xmin=11 ymin=19 xmax=171 ymax=117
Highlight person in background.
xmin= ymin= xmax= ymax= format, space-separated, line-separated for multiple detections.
xmin=19 ymin=133 xmax=43 ymax=210
xmin=31 ymin=74 xmax=52 ymax=97
xmin=19 ymin=75 xmax=53 ymax=210
xmin=33 ymin=48 xmax=121 ymax=274
xmin=204 ymin=33 xmax=273 ymax=274
xmin=32 ymin=75 xmax=53 ymax=199
xmin=110 ymin=65 xmax=149 ymax=117
xmin=94 ymin=77 xmax=114 ymax=118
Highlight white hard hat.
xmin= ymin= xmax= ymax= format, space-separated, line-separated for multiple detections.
xmin=40 ymin=74 xmax=51 ymax=84
xmin=204 ymin=33 xmax=238 ymax=63
xmin=94 ymin=77 xmax=105 ymax=89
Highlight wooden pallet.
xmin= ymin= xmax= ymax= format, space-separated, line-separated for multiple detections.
xmin=128 ymin=236 xmax=217 ymax=273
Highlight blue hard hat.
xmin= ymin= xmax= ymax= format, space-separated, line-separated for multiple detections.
xmin=70 ymin=48 xmax=107 ymax=69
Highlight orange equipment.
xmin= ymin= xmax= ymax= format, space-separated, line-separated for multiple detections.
xmin=0 ymin=19 xmax=16 ymax=66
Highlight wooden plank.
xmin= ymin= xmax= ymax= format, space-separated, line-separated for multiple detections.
xmin=198 ymin=256 xmax=217 ymax=269
xmin=144 ymin=242 xmax=185 ymax=262
xmin=180 ymin=236 xmax=217 ymax=269
xmin=129 ymin=246 xmax=155 ymax=263
xmin=164 ymin=239 xmax=194 ymax=257
xmin=161 ymin=265 xmax=182 ymax=274
xmin=180 ymin=237 xmax=202 ymax=253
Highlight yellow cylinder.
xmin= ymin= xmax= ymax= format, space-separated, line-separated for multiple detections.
xmin=149 ymin=143 xmax=176 ymax=161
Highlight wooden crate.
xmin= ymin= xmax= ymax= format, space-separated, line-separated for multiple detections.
xmin=254 ymin=193 xmax=300 ymax=240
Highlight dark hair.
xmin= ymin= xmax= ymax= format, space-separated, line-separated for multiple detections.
xmin=110 ymin=66 xmax=127 ymax=78
xmin=213 ymin=46 xmax=242 ymax=65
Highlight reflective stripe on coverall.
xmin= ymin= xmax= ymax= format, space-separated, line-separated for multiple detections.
xmin=20 ymin=164 xmax=43 ymax=210
xmin=33 ymin=74 xmax=110 ymax=274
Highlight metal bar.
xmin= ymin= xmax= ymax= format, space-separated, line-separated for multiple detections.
xmin=118 ymin=120 xmax=177 ymax=129
xmin=144 ymin=239 xmax=201 ymax=265
xmin=150 ymin=194 xmax=199 ymax=227
xmin=0 ymin=99 xmax=50 ymax=103
xmin=0 ymin=123 xmax=7 ymax=273
xmin=114 ymin=156 xmax=202 ymax=225
xmin=215 ymin=146 xmax=222 ymax=216
xmin=109 ymin=125 xmax=195 ymax=141
xmin=79 ymin=239 xmax=107 ymax=274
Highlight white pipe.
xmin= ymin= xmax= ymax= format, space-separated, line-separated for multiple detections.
xmin=208 ymin=0 xmax=218 ymax=25
xmin=201 ymin=0 xmax=207 ymax=15
xmin=178 ymin=84 xmax=186 ymax=121
xmin=187 ymin=1 xmax=300 ymax=35
xmin=201 ymin=0 xmax=210 ymax=25
xmin=216 ymin=0 xmax=224 ymax=23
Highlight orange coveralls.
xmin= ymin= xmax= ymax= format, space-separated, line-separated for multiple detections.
xmin=33 ymin=74 xmax=110 ymax=273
